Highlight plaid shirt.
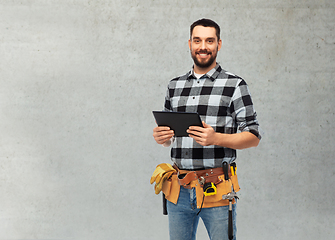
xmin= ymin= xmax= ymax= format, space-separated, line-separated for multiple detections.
xmin=164 ymin=63 xmax=261 ymax=170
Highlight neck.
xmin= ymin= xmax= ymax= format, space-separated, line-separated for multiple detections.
xmin=193 ymin=62 xmax=217 ymax=74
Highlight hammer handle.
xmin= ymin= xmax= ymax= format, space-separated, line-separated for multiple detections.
xmin=228 ymin=200 xmax=233 ymax=240
xmin=223 ymin=162 xmax=229 ymax=181
xmin=163 ymin=193 xmax=167 ymax=215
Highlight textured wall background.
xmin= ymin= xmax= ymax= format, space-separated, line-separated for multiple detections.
xmin=0 ymin=0 xmax=334 ymax=239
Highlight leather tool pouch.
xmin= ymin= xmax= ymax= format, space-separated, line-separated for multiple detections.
xmin=230 ymin=174 xmax=240 ymax=192
xmin=162 ymin=174 xmax=180 ymax=204
xmin=162 ymin=166 xmax=240 ymax=207
xmin=177 ymin=172 xmax=198 ymax=188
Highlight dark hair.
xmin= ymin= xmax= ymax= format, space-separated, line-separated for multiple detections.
xmin=190 ymin=18 xmax=220 ymax=41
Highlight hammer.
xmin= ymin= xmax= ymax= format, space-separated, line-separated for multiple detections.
xmin=222 ymin=192 xmax=239 ymax=240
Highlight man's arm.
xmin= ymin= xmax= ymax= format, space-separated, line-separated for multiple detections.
xmin=187 ymin=121 xmax=259 ymax=149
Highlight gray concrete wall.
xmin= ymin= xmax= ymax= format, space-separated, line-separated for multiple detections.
xmin=0 ymin=0 xmax=334 ymax=239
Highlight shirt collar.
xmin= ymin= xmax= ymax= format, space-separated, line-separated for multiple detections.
xmin=187 ymin=63 xmax=222 ymax=81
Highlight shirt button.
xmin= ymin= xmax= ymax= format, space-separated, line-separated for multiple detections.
xmin=193 ymin=97 xmax=195 ymax=99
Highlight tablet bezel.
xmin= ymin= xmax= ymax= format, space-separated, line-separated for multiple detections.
xmin=153 ymin=111 xmax=203 ymax=137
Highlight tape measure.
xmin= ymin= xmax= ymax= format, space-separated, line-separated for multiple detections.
xmin=203 ymin=182 xmax=217 ymax=196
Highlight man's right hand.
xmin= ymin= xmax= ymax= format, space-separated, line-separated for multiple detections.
xmin=153 ymin=126 xmax=174 ymax=145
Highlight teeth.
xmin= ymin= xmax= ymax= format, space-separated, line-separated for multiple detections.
xmin=198 ymin=53 xmax=209 ymax=58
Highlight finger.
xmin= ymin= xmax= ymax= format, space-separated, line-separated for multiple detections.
xmin=188 ymin=132 xmax=201 ymax=139
xmin=154 ymin=130 xmax=174 ymax=136
xmin=188 ymin=126 xmax=202 ymax=131
xmin=158 ymin=133 xmax=174 ymax=140
xmin=154 ymin=133 xmax=174 ymax=142
xmin=189 ymin=134 xmax=200 ymax=141
xmin=187 ymin=128 xmax=204 ymax=136
xmin=190 ymin=135 xmax=206 ymax=146
xmin=154 ymin=130 xmax=174 ymax=143
xmin=154 ymin=126 xmax=171 ymax=132
xmin=188 ymin=125 xmax=206 ymax=134
xmin=188 ymin=130 xmax=203 ymax=140
xmin=156 ymin=136 xmax=173 ymax=144
xmin=154 ymin=127 xmax=173 ymax=135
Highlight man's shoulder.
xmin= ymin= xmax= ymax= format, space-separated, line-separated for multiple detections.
xmin=170 ymin=71 xmax=191 ymax=82
xmin=166 ymin=71 xmax=192 ymax=89
xmin=216 ymin=67 xmax=243 ymax=81
xmin=210 ymin=67 xmax=246 ymax=88
xmin=216 ymin=67 xmax=251 ymax=88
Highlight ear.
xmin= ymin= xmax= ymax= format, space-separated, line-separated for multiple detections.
xmin=217 ymin=39 xmax=222 ymax=51
xmin=188 ymin=39 xmax=192 ymax=50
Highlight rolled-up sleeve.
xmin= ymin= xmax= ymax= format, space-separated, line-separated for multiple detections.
xmin=164 ymin=85 xmax=172 ymax=111
xmin=230 ymin=80 xmax=261 ymax=140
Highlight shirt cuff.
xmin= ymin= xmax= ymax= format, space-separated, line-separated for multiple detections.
xmin=162 ymin=137 xmax=175 ymax=147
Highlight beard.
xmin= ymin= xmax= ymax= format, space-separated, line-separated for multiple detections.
xmin=191 ymin=48 xmax=218 ymax=69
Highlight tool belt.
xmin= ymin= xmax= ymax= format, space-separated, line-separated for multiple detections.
xmin=162 ymin=164 xmax=240 ymax=208
xmin=176 ymin=165 xmax=231 ymax=189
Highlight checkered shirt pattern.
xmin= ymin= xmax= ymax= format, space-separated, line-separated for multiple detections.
xmin=164 ymin=64 xmax=261 ymax=170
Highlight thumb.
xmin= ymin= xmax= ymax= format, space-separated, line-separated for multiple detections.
xmin=202 ymin=121 xmax=211 ymax=128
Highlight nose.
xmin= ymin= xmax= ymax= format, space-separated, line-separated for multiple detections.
xmin=200 ymin=40 xmax=206 ymax=50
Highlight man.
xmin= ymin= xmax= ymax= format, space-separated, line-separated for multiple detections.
xmin=153 ymin=18 xmax=261 ymax=240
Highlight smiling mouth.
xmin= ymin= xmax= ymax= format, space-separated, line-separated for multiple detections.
xmin=197 ymin=52 xmax=211 ymax=59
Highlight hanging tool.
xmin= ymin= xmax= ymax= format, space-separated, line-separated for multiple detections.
xmin=162 ymin=193 xmax=167 ymax=215
xmin=203 ymin=182 xmax=217 ymax=196
xmin=222 ymin=161 xmax=238 ymax=240
xmin=230 ymin=162 xmax=236 ymax=176
xmin=222 ymin=192 xmax=239 ymax=240
xmin=222 ymin=161 xmax=229 ymax=181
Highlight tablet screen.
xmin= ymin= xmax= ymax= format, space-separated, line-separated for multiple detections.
xmin=153 ymin=111 xmax=203 ymax=137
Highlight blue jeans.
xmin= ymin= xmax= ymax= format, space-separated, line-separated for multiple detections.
xmin=167 ymin=186 xmax=236 ymax=240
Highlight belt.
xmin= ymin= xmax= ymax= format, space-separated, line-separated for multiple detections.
xmin=174 ymin=164 xmax=232 ymax=189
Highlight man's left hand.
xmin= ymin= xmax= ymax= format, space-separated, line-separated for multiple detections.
xmin=187 ymin=121 xmax=218 ymax=146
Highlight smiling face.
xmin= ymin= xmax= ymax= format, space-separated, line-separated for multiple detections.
xmin=189 ymin=26 xmax=222 ymax=74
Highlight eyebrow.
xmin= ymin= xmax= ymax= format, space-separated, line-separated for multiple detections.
xmin=192 ymin=37 xmax=216 ymax=41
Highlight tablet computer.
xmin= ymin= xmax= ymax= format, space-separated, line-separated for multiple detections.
xmin=153 ymin=111 xmax=203 ymax=137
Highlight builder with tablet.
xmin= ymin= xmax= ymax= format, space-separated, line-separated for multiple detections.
xmin=152 ymin=19 xmax=261 ymax=240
